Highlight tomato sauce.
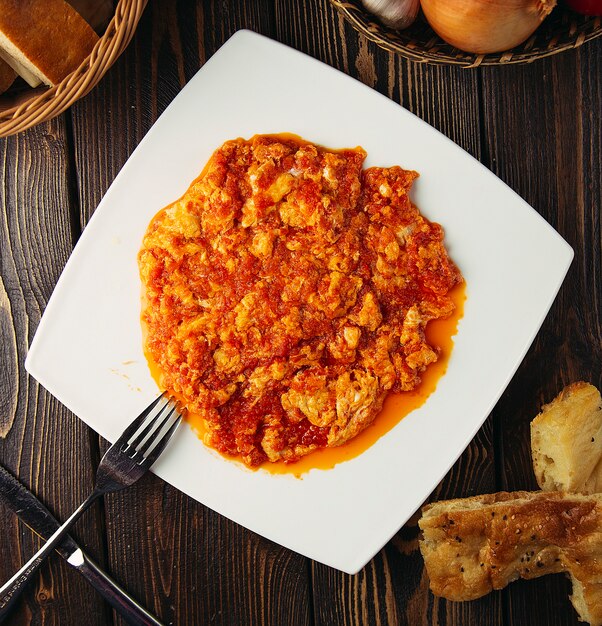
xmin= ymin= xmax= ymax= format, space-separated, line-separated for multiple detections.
xmin=139 ymin=134 xmax=464 ymax=472
xmin=147 ymin=282 xmax=465 ymax=476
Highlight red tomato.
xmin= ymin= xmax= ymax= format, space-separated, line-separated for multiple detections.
xmin=564 ymin=0 xmax=602 ymax=15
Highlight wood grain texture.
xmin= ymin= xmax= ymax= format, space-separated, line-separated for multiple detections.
xmin=481 ymin=38 xmax=602 ymax=626
xmin=71 ymin=2 xmax=309 ymax=625
xmin=0 ymin=119 xmax=108 ymax=624
xmin=276 ymin=2 xmax=497 ymax=625
xmin=0 ymin=0 xmax=600 ymax=624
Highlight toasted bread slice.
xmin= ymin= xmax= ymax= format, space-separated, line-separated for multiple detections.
xmin=0 ymin=0 xmax=98 ymax=87
xmin=531 ymin=382 xmax=602 ymax=494
xmin=419 ymin=490 xmax=602 ymax=625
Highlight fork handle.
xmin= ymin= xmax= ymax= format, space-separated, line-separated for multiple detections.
xmin=0 ymin=490 xmax=99 ymax=621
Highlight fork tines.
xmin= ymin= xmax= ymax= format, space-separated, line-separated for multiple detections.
xmin=120 ymin=394 xmax=182 ymax=466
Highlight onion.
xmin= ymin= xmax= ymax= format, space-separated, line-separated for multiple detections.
xmin=361 ymin=0 xmax=420 ymax=29
xmin=420 ymin=0 xmax=557 ymax=54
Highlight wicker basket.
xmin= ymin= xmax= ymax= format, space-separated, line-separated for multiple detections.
xmin=329 ymin=1 xmax=602 ymax=67
xmin=0 ymin=0 xmax=147 ymax=138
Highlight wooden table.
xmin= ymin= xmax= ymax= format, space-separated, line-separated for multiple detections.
xmin=0 ymin=2 xmax=600 ymax=624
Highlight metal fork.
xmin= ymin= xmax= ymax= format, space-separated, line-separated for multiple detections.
xmin=0 ymin=393 xmax=182 ymax=620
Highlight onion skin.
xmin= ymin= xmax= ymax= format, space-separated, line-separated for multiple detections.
xmin=420 ymin=0 xmax=557 ymax=54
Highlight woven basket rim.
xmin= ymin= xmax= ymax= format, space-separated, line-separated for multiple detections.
xmin=0 ymin=0 xmax=148 ymax=137
xmin=329 ymin=1 xmax=602 ymax=67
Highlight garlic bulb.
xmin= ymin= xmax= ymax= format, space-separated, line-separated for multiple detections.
xmin=420 ymin=0 xmax=557 ymax=54
xmin=361 ymin=0 xmax=420 ymax=29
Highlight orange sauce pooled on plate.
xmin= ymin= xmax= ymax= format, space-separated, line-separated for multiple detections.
xmin=145 ymin=282 xmax=465 ymax=477
xmin=263 ymin=281 xmax=466 ymax=475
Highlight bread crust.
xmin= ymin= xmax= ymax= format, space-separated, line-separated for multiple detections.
xmin=419 ymin=490 xmax=602 ymax=625
xmin=531 ymin=382 xmax=602 ymax=493
xmin=0 ymin=0 xmax=98 ymax=86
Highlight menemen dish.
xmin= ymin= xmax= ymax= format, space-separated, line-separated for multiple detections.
xmin=138 ymin=135 xmax=463 ymax=468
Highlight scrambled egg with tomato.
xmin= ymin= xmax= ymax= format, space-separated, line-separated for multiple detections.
xmin=139 ymin=135 xmax=463 ymax=467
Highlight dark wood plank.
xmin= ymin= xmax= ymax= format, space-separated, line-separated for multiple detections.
xmin=71 ymin=1 xmax=311 ymax=624
xmin=0 ymin=1 xmax=599 ymax=625
xmin=0 ymin=120 xmax=109 ymax=624
xmin=276 ymin=2 xmax=498 ymax=625
xmin=481 ymin=38 xmax=602 ymax=626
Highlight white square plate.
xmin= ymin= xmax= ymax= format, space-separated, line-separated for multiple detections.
xmin=26 ymin=30 xmax=573 ymax=574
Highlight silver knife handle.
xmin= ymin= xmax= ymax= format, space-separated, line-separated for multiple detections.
xmin=0 ymin=555 xmax=45 ymax=616
xmin=75 ymin=553 xmax=164 ymax=626
xmin=0 ymin=492 xmax=100 ymax=623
